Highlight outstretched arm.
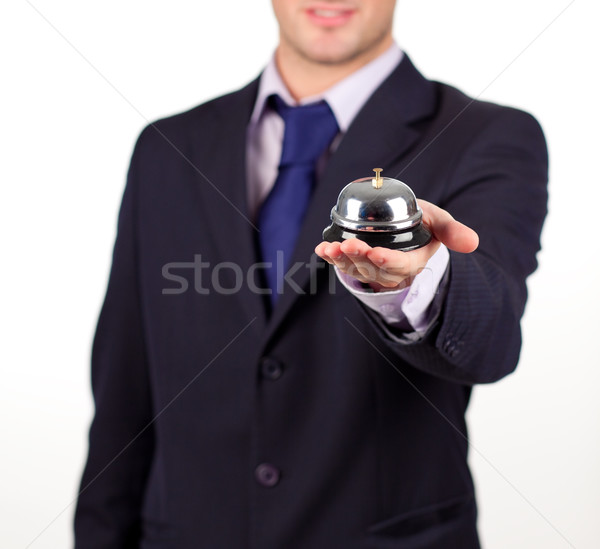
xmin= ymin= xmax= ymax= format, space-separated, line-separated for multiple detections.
xmin=319 ymin=107 xmax=548 ymax=385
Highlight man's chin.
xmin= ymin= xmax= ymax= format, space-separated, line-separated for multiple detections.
xmin=298 ymin=41 xmax=364 ymax=67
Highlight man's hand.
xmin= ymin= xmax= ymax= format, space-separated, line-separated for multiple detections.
xmin=314 ymin=200 xmax=479 ymax=292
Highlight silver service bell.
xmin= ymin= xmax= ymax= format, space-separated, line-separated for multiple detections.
xmin=322 ymin=169 xmax=432 ymax=251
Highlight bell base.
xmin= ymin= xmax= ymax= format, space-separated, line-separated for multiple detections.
xmin=322 ymin=222 xmax=432 ymax=251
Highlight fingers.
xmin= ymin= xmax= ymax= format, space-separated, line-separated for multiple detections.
xmin=418 ymin=199 xmax=479 ymax=253
xmin=365 ymin=240 xmax=440 ymax=277
xmin=339 ymin=240 xmax=400 ymax=287
xmin=314 ymin=239 xmax=433 ymax=288
xmin=315 ymin=240 xmax=371 ymax=283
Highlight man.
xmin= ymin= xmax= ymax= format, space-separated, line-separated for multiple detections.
xmin=74 ymin=1 xmax=548 ymax=548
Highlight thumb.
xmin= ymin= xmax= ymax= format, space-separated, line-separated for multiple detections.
xmin=418 ymin=199 xmax=479 ymax=253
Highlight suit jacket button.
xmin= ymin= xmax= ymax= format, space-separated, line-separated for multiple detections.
xmin=255 ymin=463 xmax=280 ymax=487
xmin=260 ymin=357 xmax=284 ymax=380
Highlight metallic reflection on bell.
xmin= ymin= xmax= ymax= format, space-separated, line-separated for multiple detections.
xmin=322 ymin=169 xmax=432 ymax=251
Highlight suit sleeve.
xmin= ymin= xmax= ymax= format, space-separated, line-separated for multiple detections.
xmin=74 ymin=129 xmax=155 ymax=548
xmin=364 ymin=107 xmax=549 ymax=385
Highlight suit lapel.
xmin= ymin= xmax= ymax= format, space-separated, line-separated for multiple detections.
xmin=264 ymin=55 xmax=437 ymax=339
xmin=189 ymin=78 xmax=269 ymax=332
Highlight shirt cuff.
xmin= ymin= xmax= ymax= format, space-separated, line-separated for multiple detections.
xmin=336 ymin=244 xmax=450 ymax=334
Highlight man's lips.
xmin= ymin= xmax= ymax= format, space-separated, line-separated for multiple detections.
xmin=305 ymin=4 xmax=356 ymax=27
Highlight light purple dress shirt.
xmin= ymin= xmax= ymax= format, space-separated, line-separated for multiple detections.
xmin=246 ymin=43 xmax=449 ymax=336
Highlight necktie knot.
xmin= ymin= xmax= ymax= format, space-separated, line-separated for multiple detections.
xmin=269 ymin=95 xmax=339 ymax=166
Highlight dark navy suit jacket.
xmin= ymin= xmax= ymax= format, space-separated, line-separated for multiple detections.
xmin=74 ymin=56 xmax=548 ymax=549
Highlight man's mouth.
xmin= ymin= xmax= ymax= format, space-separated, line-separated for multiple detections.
xmin=306 ymin=5 xmax=355 ymax=27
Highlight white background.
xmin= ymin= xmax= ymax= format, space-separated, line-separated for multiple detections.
xmin=1 ymin=1 xmax=599 ymax=547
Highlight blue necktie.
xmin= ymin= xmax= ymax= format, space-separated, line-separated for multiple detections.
xmin=258 ymin=95 xmax=339 ymax=302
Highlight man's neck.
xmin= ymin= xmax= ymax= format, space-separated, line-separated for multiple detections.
xmin=275 ymin=37 xmax=394 ymax=101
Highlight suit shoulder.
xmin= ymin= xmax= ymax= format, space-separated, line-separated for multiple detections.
xmin=433 ymin=81 xmax=545 ymax=139
xmin=133 ymin=77 xmax=259 ymax=154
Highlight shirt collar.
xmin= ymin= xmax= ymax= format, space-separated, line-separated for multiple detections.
xmin=250 ymin=43 xmax=404 ymax=132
